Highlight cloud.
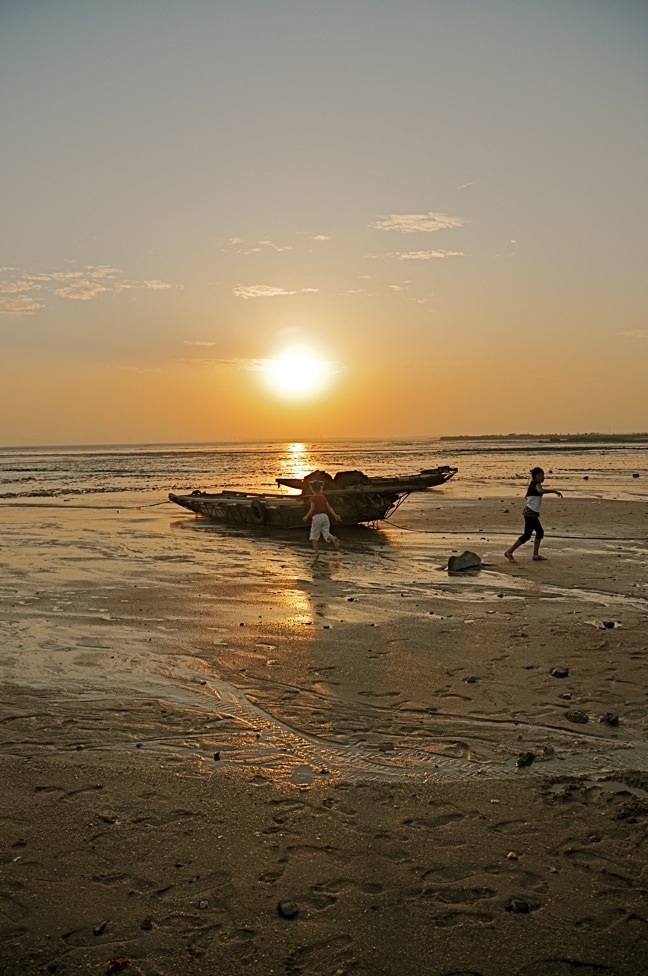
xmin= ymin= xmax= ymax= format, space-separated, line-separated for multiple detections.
xmin=0 ymin=265 xmax=176 ymax=311
xmin=233 ymin=284 xmax=298 ymax=299
xmin=389 ymin=283 xmax=412 ymax=291
xmin=181 ymin=356 xmax=267 ymax=370
xmin=0 ymin=280 xmax=42 ymax=293
xmin=0 ymin=295 xmax=44 ymax=315
xmin=114 ymin=279 xmax=174 ymax=292
xmin=258 ymin=239 xmax=292 ymax=252
xmin=184 ymin=340 xmax=219 ymax=347
xmin=224 ymin=237 xmax=291 ymax=255
xmin=617 ymin=329 xmax=648 ymax=338
xmin=54 ymin=281 xmax=109 ymax=301
xmin=23 ymin=271 xmax=84 ymax=281
xmin=88 ymin=265 xmax=122 ymax=279
xmin=390 ymin=249 xmax=464 ymax=260
xmin=372 ymin=212 xmax=466 ymax=233
xmin=312 ymin=234 xmax=331 ymax=241
xmin=142 ymin=279 xmax=173 ymax=290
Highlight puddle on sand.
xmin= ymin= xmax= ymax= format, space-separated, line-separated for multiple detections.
xmin=549 ymin=778 xmax=648 ymax=800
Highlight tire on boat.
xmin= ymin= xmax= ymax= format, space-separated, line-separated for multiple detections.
xmin=250 ymin=500 xmax=267 ymax=524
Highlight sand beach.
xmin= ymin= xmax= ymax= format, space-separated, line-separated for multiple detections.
xmin=1 ymin=487 xmax=648 ymax=975
xmin=4 ymin=0 xmax=647 ymax=969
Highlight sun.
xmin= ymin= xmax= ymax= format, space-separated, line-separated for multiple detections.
xmin=265 ymin=351 xmax=331 ymax=400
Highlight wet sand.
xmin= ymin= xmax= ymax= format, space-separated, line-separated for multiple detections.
xmin=1 ymin=492 xmax=648 ymax=975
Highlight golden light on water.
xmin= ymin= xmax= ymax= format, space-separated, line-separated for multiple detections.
xmin=277 ymin=441 xmax=316 ymax=486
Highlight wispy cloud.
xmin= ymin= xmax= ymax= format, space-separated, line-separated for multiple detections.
xmin=23 ymin=271 xmax=84 ymax=281
xmin=233 ymin=284 xmax=314 ymax=299
xmin=258 ymin=239 xmax=292 ymax=252
xmin=617 ymin=329 xmax=648 ymax=338
xmin=224 ymin=237 xmax=292 ymax=255
xmin=54 ymin=281 xmax=109 ymax=301
xmin=0 ymin=280 xmax=42 ymax=294
xmin=114 ymin=279 xmax=174 ymax=292
xmin=181 ymin=356 xmax=268 ymax=370
xmin=390 ymin=249 xmax=464 ymax=260
xmin=372 ymin=212 xmax=466 ymax=233
xmin=0 ymin=295 xmax=44 ymax=316
xmin=184 ymin=340 xmax=219 ymax=347
xmin=296 ymin=231 xmax=333 ymax=245
xmin=88 ymin=265 xmax=122 ymax=279
xmin=233 ymin=284 xmax=297 ymax=299
xmin=0 ymin=265 xmax=176 ymax=312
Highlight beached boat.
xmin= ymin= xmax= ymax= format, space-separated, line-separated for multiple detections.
xmin=168 ymin=465 xmax=457 ymax=529
xmin=275 ymin=466 xmax=457 ymax=493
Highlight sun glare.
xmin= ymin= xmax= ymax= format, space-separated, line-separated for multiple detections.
xmin=265 ymin=351 xmax=331 ymax=400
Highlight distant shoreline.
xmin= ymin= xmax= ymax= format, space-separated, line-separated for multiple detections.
xmin=440 ymin=433 xmax=648 ymax=443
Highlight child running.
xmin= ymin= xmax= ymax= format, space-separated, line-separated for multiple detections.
xmin=303 ymin=480 xmax=341 ymax=560
xmin=505 ymin=466 xmax=563 ymax=562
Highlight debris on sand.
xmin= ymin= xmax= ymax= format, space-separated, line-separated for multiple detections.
xmin=447 ymin=551 xmax=482 ymax=573
xmin=550 ymin=667 xmax=569 ymax=679
xmin=516 ymin=752 xmax=535 ymax=768
xmin=565 ymin=710 xmax=589 ymax=724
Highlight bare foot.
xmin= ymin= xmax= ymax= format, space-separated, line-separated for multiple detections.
xmin=533 ymin=555 xmax=547 ymax=561
xmin=504 ymin=551 xmax=515 ymax=562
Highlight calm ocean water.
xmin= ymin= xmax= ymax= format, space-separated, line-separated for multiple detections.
xmin=0 ymin=437 xmax=647 ymax=502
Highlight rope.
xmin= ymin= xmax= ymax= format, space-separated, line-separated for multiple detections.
xmin=0 ymin=498 xmax=175 ymax=512
xmin=79 ymin=499 xmax=175 ymax=510
xmin=380 ymin=519 xmax=648 ymax=542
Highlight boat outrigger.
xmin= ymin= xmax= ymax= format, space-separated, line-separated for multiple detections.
xmin=168 ymin=465 xmax=457 ymax=529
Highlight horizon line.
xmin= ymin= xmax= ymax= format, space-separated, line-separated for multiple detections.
xmin=1 ymin=432 xmax=647 ymax=452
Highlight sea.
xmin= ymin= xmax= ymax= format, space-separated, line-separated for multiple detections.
xmin=1 ymin=436 xmax=647 ymax=502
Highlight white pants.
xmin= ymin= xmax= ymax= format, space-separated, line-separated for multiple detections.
xmin=309 ymin=513 xmax=333 ymax=541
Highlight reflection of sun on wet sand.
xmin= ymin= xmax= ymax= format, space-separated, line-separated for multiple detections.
xmin=1 ymin=493 xmax=648 ymax=974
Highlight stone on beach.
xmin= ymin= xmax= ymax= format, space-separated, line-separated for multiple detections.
xmin=550 ymin=667 xmax=569 ymax=678
xmin=447 ymin=550 xmax=482 ymax=573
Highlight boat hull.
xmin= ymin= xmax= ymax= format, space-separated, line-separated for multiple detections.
xmin=168 ymin=465 xmax=457 ymax=529
xmin=168 ymin=488 xmax=399 ymax=528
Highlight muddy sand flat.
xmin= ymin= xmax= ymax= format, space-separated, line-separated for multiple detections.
xmin=1 ymin=493 xmax=647 ymax=975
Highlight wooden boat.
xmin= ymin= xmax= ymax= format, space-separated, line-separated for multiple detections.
xmin=168 ymin=465 xmax=457 ymax=529
xmin=275 ymin=466 xmax=457 ymax=493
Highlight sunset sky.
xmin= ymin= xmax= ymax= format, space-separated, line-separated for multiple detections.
xmin=1 ymin=0 xmax=646 ymax=446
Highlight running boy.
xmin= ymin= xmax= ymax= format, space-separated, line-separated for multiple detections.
xmin=505 ymin=467 xmax=563 ymax=562
xmin=303 ymin=481 xmax=341 ymax=560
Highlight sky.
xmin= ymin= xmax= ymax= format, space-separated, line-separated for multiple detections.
xmin=1 ymin=0 xmax=646 ymax=446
